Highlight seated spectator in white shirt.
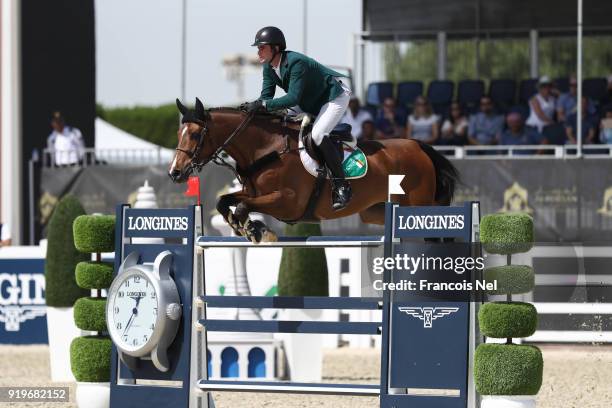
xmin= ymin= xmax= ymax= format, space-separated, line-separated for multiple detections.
xmin=341 ymin=97 xmax=372 ymax=140
xmin=0 ymin=222 xmax=11 ymax=247
xmin=526 ymin=76 xmax=557 ymax=132
xmin=46 ymin=111 xmax=85 ymax=166
xmin=405 ymin=96 xmax=439 ymax=144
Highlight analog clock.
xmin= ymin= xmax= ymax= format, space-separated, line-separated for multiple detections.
xmin=107 ymin=250 xmax=182 ymax=372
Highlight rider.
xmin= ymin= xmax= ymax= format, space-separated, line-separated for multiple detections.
xmin=242 ymin=26 xmax=352 ymax=211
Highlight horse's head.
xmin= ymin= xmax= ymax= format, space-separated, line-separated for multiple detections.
xmin=169 ymin=97 xmax=214 ymax=183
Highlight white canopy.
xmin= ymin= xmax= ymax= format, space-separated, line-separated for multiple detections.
xmin=94 ymin=118 xmax=175 ymax=164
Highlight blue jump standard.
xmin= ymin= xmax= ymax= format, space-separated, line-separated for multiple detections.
xmin=109 ymin=202 xmax=482 ymax=408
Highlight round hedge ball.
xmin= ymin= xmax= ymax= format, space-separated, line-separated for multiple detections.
xmin=73 ymin=215 xmax=115 ymax=253
xmin=479 ymin=302 xmax=538 ymax=339
xmin=481 ymin=213 xmax=533 ymax=255
xmin=73 ymin=297 xmax=108 ymax=332
xmin=70 ymin=336 xmax=112 ymax=382
xmin=75 ymin=261 xmax=114 ymax=290
xmin=474 ymin=343 xmax=543 ymax=396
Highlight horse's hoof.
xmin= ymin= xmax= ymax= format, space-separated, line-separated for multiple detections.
xmin=243 ymin=219 xmax=263 ymax=244
xmin=261 ymin=229 xmax=278 ymax=242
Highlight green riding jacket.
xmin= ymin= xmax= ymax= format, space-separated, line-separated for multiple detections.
xmin=259 ymin=50 xmax=347 ymax=115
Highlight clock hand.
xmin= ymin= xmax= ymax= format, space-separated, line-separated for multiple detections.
xmin=122 ymin=299 xmax=141 ymax=336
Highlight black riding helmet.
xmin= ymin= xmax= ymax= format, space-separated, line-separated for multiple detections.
xmin=251 ymin=26 xmax=286 ymax=51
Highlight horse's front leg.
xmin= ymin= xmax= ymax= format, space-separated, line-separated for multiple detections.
xmin=233 ymin=191 xmax=288 ymax=243
xmin=216 ymin=193 xmax=249 ymax=236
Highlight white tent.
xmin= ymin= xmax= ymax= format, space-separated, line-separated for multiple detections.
xmin=94 ymin=118 xmax=175 ymax=164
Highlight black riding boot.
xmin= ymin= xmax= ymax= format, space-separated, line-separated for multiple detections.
xmin=317 ymin=137 xmax=352 ymax=210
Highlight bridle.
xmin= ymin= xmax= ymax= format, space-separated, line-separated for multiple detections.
xmin=175 ymin=110 xmax=255 ymax=183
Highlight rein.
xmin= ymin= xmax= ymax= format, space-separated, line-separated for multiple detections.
xmin=176 ymin=110 xmax=255 ymax=184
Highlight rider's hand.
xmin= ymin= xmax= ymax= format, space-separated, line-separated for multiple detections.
xmin=242 ymin=99 xmax=264 ymax=113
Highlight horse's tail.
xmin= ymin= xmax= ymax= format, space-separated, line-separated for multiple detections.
xmin=415 ymin=140 xmax=460 ymax=205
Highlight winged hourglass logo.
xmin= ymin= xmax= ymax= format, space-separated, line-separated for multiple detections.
xmin=398 ymin=306 xmax=459 ymax=328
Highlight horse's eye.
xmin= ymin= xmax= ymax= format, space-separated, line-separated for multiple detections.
xmin=190 ymin=132 xmax=201 ymax=142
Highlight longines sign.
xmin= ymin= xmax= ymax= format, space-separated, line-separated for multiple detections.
xmin=124 ymin=208 xmax=192 ymax=238
xmin=394 ymin=205 xmax=472 ymax=239
xmin=0 ymin=258 xmax=48 ymax=344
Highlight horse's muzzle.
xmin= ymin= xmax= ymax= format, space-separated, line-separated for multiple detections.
xmin=168 ymin=169 xmax=188 ymax=183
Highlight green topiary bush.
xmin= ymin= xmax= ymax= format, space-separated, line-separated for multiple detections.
xmin=474 ymin=343 xmax=543 ymax=395
xmin=484 ymin=265 xmax=535 ymax=295
xmin=73 ymin=215 xmax=116 ymax=253
xmin=71 ymin=213 xmax=116 ymax=383
xmin=74 ymin=297 xmax=108 ymax=332
xmin=481 ymin=213 xmax=534 ymax=255
xmin=70 ymin=336 xmax=112 ymax=382
xmin=45 ymin=195 xmax=90 ymax=307
xmin=75 ymin=261 xmax=114 ymax=289
xmin=478 ymin=302 xmax=538 ymax=339
xmin=278 ymin=223 xmax=328 ymax=297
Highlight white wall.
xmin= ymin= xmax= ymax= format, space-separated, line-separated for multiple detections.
xmin=1 ymin=0 xmax=22 ymax=244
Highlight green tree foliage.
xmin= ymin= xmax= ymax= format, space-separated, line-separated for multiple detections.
xmin=384 ymin=35 xmax=612 ymax=90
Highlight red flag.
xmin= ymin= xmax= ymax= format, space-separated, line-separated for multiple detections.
xmin=184 ymin=176 xmax=201 ymax=205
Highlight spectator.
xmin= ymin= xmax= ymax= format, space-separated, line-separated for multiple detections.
xmin=47 ymin=111 xmax=85 ymax=166
xmin=468 ymin=96 xmax=504 ymax=145
xmin=556 ymin=75 xmax=595 ymax=122
xmin=374 ymin=97 xmax=406 ymax=138
xmin=499 ymin=112 xmax=542 ymax=154
xmin=341 ymin=97 xmax=373 ymax=140
xmin=565 ymin=96 xmax=599 ymax=144
xmin=600 ymin=104 xmax=612 ymax=144
xmin=360 ymin=120 xmax=378 ymax=141
xmin=526 ymin=76 xmax=557 ymax=132
xmin=0 ymin=222 xmax=11 ymax=247
xmin=405 ymin=96 xmax=439 ymax=144
xmin=440 ymin=101 xmax=468 ymax=145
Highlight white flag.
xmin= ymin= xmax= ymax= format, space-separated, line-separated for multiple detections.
xmin=388 ymin=175 xmax=405 ymax=199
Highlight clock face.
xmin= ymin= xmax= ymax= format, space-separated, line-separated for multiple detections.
xmin=108 ymin=270 xmax=158 ymax=352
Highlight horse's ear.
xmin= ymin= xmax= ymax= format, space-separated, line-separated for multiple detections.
xmin=195 ymin=97 xmax=206 ymax=120
xmin=176 ymin=98 xmax=188 ymax=115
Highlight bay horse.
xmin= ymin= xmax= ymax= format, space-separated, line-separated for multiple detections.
xmin=169 ymin=98 xmax=459 ymax=243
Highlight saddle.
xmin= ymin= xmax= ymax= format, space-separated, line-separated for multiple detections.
xmin=300 ymin=117 xmax=354 ymax=162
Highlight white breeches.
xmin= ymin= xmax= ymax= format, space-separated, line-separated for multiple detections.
xmin=311 ymin=79 xmax=351 ymax=145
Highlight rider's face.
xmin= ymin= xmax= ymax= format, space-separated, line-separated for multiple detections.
xmin=257 ymin=45 xmax=273 ymax=63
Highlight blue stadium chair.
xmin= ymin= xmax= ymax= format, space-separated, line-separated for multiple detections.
xmin=366 ymin=82 xmax=394 ymax=106
xmin=458 ymin=80 xmax=485 ymax=114
xmin=397 ymin=81 xmax=423 ymax=108
xmin=519 ymin=79 xmax=538 ymax=104
xmin=555 ymin=77 xmax=570 ymax=94
xmin=583 ymin=78 xmax=608 ymax=105
xmin=427 ymin=80 xmax=454 ymax=115
xmin=489 ymin=79 xmax=517 ymax=113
